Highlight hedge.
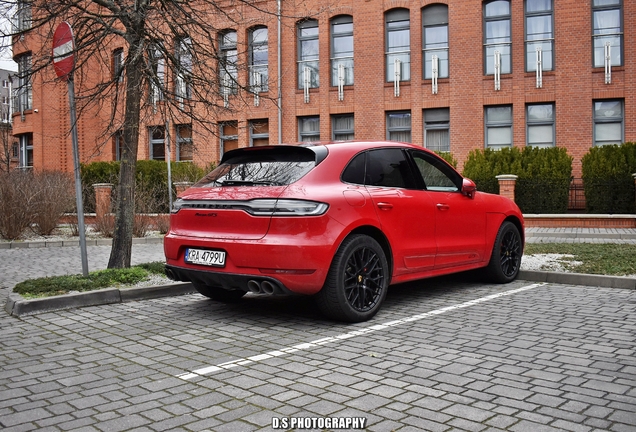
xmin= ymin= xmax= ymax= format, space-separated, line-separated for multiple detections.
xmin=582 ymin=142 xmax=636 ymax=214
xmin=80 ymin=160 xmax=210 ymax=213
xmin=462 ymin=146 xmax=572 ymax=214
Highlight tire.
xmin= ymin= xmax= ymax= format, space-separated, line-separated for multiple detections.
xmin=485 ymin=221 xmax=522 ymax=283
xmin=316 ymin=234 xmax=389 ymax=322
xmin=192 ymin=283 xmax=247 ymax=302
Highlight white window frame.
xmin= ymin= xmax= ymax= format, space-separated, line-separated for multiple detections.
xmin=526 ymin=103 xmax=555 ymax=148
xmin=484 ymin=0 xmax=512 ymax=76
xmin=593 ymin=99 xmax=624 ymax=147
xmin=485 ymin=105 xmax=513 ymax=149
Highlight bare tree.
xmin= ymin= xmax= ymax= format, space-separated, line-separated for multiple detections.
xmin=0 ymin=121 xmax=12 ymax=173
xmin=0 ymin=0 xmax=330 ymax=268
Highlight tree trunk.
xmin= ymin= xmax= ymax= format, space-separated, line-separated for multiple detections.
xmin=108 ymin=40 xmax=144 ymax=269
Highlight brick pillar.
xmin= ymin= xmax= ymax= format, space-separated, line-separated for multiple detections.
xmin=496 ymin=175 xmax=518 ymax=202
xmin=93 ymin=183 xmax=113 ymax=220
xmin=174 ymin=181 xmax=193 ymax=196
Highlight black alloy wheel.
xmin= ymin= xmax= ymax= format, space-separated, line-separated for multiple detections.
xmin=486 ymin=221 xmax=522 ymax=283
xmin=316 ymin=234 xmax=389 ymax=322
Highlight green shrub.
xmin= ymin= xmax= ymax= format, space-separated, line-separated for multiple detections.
xmin=13 ymin=265 xmax=154 ymax=297
xmin=434 ymin=151 xmax=458 ymax=169
xmin=462 ymin=147 xmax=522 ymax=195
xmin=462 ymin=146 xmax=572 ymax=213
xmin=582 ymin=142 xmax=636 ymax=214
xmin=516 ymin=147 xmax=572 ymax=214
xmin=81 ymin=160 xmax=207 ymax=214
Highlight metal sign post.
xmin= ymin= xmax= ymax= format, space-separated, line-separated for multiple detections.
xmin=53 ymin=22 xmax=89 ymax=277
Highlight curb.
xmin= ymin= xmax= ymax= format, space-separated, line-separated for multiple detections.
xmin=0 ymin=236 xmax=164 ymax=250
xmin=5 ymin=271 xmax=634 ymax=317
xmin=518 ymin=270 xmax=636 ymax=290
xmin=5 ymin=282 xmax=196 ymax=317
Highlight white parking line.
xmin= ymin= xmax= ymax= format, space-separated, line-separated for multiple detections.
xmin=176 ymin=283 xmax=545 ymax=380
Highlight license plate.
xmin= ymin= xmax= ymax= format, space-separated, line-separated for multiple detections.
xmin=185 ymin=248 xmax=226 ymax=267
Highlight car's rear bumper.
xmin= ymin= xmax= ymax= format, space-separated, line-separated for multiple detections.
xmin=163 ymin=233 xmax=335 ymax=295
xmin=164 ymin=264 xmax=295 ymax=296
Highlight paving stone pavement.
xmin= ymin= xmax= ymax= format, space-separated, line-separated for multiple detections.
xmin=1 ymin=239 xmax=635 ymax=431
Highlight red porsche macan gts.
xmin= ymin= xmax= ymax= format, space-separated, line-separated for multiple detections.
xmin=164 ymin=141 xmax=524 ymax=322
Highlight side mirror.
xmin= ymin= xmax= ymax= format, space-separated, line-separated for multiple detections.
xmin=461 ymin=178 xmax=477 ymax=199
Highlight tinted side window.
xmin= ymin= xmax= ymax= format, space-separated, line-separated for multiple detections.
xmin=342 ymin=152 xmax=366 ymax=185
xmin=411 ymin=151 xmax=460 ymax=192
xmin=366 ymin=148 xmax=416 ymax=188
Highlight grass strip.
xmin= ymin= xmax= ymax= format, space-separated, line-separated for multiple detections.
xmin=525 ymin=243 xmax=636 ymax=276
xmin=13 ymin=261 xmax=167 ymax=298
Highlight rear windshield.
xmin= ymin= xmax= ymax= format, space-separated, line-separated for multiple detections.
xmin=194 ymin=146 xmax=317 ymax=187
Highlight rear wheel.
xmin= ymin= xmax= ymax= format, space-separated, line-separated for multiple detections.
xmin=192 ymin=283 xmax=247 ymax=302
xmin=486 ymin=221 xmax=522 ymax=283
xmin=316 ymin=234 xmax=389 ymax=322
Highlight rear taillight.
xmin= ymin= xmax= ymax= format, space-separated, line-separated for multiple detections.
xmin=244 ymin=199 xmax=329 ymax=216
xmin=171 ymin=198 xmax=328 ymax=216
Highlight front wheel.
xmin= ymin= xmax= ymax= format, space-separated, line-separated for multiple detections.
xmin=316 ymin=235 xmax=389 ymax=322
xmin=192 ymin=283 xmax=247 ymax=302
xmin=485 ymin=221 xmax=522 ymax=283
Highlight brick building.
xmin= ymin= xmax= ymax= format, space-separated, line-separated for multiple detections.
xmin=10 ymin=0 xmax=635 ymax=178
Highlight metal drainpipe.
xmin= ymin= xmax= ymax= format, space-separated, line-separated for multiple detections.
xmin=277 ymin=0 xmax=282 ymax=144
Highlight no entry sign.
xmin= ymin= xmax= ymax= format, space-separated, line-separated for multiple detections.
xmin=52 ymin=22 xmax=75 ymax=80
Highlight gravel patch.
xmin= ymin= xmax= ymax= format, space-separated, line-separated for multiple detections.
xmin=521 ymin=253 xmax=583 ymax=272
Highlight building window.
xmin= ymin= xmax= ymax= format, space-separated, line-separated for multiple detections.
xmin=249 ymin=27 xmax=269 ymax=93
xmin=176 ymin=124 xmax=193 ymax=161
xmin=113 ymin=48 xmax=124 ymax=82
xmin=16 ymin=54 xmax=32 ymax=112
xmin=593 ymin=100 xmax=623 ymax=146
xmin=485 ymin=106 xmax=513 ymax=149
xmin=12 ymin=142 xmax=19 ymax=159
xmin=387 ymin=111 xmax=411 ymax=142
xmin=250 ymin=119 xmax=269 ymax=147
xmin=592 ymin=0 xmax=622 ymax=67
xmin=176 ymin=37 xmax=192 ymax=99
xmin=299 ymin=116 xmax=320 ymax=142
xmin=332 ymin=115 xmax=354 ymax=140
xmin=13 ymin=0 xmax=31 ymax=32
xmin=330 ymin=16 xmax=354 ymax=87
xmin=525 ymin=0 xmax=554 ymax=72
xmin=2 ymin=80 xmax=8 ymax=88
xmin=424 ymin=108 xmax=450 ymax=152
xmin=484 ymin=0 xmax=511 ymax=75
xmin=386 ymin=9 xmax=410 ymax=82
xmin=113 ymin=131 xmax=124 ymax=161
xmin=220 ymin=30 xmax=238 ymax=95
xmin=526 ymin=104 xmax=555 ymax=147
xmin=422 ymin=4 xmax=449 ymax=79
xmin=220 ymin=121 xmax=238 ymax=154
xmin=297 ymin=19 xmax=319 ymax=89
xmin=149 ymin=126 xmax=165 ymax=160
xmin=149 ymin=45 xmax=165 ymax=103
xmin=18 ymin=133 xmax=33 ymax=168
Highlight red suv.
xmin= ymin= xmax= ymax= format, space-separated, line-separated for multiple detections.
xmin=164 ymin=141 xmax=524 ymax=322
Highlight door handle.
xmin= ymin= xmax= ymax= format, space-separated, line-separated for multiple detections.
xmin=436 ymin=203 xmax=450 ymax=211
xmin=377 ymin=202 xmax=394 ymax=210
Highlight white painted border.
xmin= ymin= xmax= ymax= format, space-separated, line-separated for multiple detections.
xmin=176 ymin=283 xmax=545 ymax=380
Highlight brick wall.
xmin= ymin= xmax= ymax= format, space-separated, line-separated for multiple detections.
xmin=12 ymin=0 xmax=635 ymax=178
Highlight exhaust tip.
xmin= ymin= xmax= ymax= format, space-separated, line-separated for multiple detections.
xmin=165 ymin=267 xmax=176 ymax=281
xmin=261 ymin=280 xmax=276 ymax=295
xmin=247 ymin=280 xmax=262 ymax=294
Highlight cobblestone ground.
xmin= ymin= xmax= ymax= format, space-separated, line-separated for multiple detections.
xmin=1 ymin=243 xmax=635 ymax=432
